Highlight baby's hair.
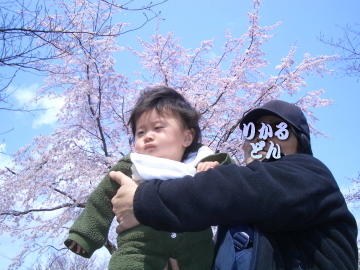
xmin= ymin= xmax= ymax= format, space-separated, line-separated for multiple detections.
xmin=128 ymin=85 xmax=202 ymax=159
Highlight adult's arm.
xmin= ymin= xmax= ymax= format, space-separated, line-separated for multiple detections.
xmin=134 ymin=154 xmax=353 ymax=233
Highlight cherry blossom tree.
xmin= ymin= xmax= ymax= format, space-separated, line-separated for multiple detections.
xmin=344 ymin=172 xmax=360 ymax=268
xmin=0 ymin=0 xmax=337 ymax=268
xmin=345 ymin=172 xmax=360 ymax=205
xmin=33 ymin=249 xmax=109 ymax=270
xmin=0 ymin=0 xmax=167 ymax=115
xmin=319 ymin=24 xmax=360 ymax=79
xmin=0 ymin=0 xmax=168 ymax=163
xmin=320 ymin=23 xmax=360 ymax=266
xmin=129 ymin=12 xmax=335 ymax=162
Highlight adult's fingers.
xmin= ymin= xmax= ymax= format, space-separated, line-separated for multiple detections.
xmin=169 ymin=258 xmax=180 ymax=270
xmin=109 ymin=171 xmax=132 ymax=186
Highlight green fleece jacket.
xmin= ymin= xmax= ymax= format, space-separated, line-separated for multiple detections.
xmin=65 ymin=154 xmax=133 ymax=257
xmin=65 ymin=152 xmax=231 ymax=258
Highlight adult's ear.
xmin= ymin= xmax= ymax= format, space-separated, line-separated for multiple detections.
xmin=183 ymin=128 xmax=195 ymax=147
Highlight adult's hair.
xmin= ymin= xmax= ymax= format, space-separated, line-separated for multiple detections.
xmin=128 ymin=85 xmax=202 ymax=159
xmin=293 ymin=129 xmax=313 ymax=156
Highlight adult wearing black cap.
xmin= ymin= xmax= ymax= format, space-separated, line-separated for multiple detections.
xmin=240 ymin=100 xmax=313 ymax=164
xmin=110 ymin=100 xmax=358 ymax=270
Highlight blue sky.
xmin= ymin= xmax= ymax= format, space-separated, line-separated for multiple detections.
xmin=1 ymin=0 xmax=360 ymax=268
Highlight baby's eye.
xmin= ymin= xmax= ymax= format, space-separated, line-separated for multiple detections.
xmin=155 ymin=126 xmax=163 ymax=130
xmin=136 ymin=131 xmax=144 ymax=136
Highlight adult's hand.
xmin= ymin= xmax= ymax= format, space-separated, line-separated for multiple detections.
xmin=110 ymin=171 xmax=140 ymax=233
xmin=164 ymin=258 xmax=180 ymax=270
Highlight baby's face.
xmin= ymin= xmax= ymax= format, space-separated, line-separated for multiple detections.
xmin=134 ymin=109 xmax=193 ymax=162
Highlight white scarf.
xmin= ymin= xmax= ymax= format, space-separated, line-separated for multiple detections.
xmin=130 ymin=146 xmax=214 ymax=182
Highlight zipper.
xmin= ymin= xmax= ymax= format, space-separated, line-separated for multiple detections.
xmin=296 ymin=260 xmax=303 ymax=270
xmin=248 ymin=226 xmax=260 ymax=270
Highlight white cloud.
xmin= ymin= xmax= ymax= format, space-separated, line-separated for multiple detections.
xmin=0 ymin=143 xmax=13 ymax=169
xmin=9 ymin=84 xmax=64 ymax=129
xmin=205 ymin=51 xmax=218 ymax=60
xmin=31 ymin=97 xmax=64 ymax=128
xmin=12 ymin=84 xmax=38 ymax=104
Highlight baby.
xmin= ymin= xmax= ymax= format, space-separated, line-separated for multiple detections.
xmin=65 ymin=86 xmax=230 ymax=269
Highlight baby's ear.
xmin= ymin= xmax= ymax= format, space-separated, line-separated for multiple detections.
xmin=183 ymin=128 xmax=195 ymax=147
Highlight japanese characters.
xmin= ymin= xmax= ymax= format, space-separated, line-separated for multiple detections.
xmin=242 ymin=122 xmax=289 ymax=159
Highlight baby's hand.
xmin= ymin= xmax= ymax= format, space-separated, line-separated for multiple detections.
xmin=197 ymin=161 xmax=220 ymax=172
xmin=68 ymin=240 xmax=87 ymax=255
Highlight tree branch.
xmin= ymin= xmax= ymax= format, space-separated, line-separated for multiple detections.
xmin=1 ymin=203 xmax=86 ymax=217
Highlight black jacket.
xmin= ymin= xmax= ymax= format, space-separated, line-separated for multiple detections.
xmin=134 ymin=154 xmax=358 ymax=269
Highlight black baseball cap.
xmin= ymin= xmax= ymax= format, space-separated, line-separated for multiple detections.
xmin=239 ymin=100 xmax=310 ymax=141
